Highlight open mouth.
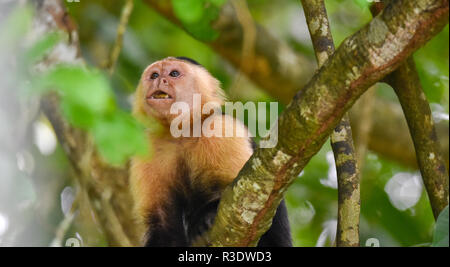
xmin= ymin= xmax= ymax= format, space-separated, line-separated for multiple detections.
xmin=148 ymin=90 xmax=172 ymax=99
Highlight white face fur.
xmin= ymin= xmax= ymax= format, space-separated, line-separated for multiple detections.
xmin=137 ymin=58 xmax=224 ymax=125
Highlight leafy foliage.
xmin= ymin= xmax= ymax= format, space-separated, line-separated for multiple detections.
xmin=432 ymin=205 xmax=449 ymax=247
xmin=415 ymin=25 xmax=449 ymax=105
xmin=352 ymin=0 xmax=373 ymax=9
xmin=172 ymin=0 xmax=226 ymax=41
xmin=4 ymin=5 xmax=150 ymax=166
xmin=24 ymin=32 xmax=62 ymax=65
xmin=33 ymin=65 xmax=148 ymax=165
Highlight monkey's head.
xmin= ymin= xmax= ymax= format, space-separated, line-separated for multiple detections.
xmin=134 ymin=57 xmax=225 ymax=126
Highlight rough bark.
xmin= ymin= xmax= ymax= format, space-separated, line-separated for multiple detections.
xmin=387 ymin=59 xmax=449 ymax=219
xmin=301 ymin=0 xmax=360 ymax=247
xmin=32 ymin=0 xmax=141 ymax=246
xmin=142 ymin=0 xmax=449 ymax=170
xmin=204 ymin=0 xmax=449 ymax=246
xmin=371 ymin=1 xmax=449 ymax=220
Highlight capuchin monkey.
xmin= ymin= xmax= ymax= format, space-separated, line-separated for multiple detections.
xmin=131 ymin=56 xmax=292 ymax=247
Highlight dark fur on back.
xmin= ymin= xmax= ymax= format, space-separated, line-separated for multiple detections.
xmin=144 ymin=143 xmax=292 ymax=247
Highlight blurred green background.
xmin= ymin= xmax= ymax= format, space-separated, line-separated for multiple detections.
xmin=0 ymin=0 xmax=448 ymax=247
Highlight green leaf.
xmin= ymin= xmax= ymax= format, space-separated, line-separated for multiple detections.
xmin=24 ymin=32 xmax=61 ymax=64
xmin=60 ymin=99 xmax=96 ymax=129
xmin=92 ymin=112 xmax=149 ymax=165
xmin=209 ymin=0 xmax=227 ymax=7
xmin=32 ymin=63 xmax=149 ymax=165
xmin=172 ymin=0 xmax=204 ymax=24
xmin=414 ymin=26 xmax=449 ymax=104
xmin=171 ymin=0 xmax=223 ymax=41
xmin=183 ymin=4 xmax=222 ymax=41
xmin=432 ymin=205 xmax=449 ymax=247
xmin=353 ymin=0 xmax=371 ymax=9
xmin=39 ymin=65 xmax=113 ymax=115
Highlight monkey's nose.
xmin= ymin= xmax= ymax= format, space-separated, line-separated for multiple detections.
xmin=162 ymin=78 xmax=168 ymax=84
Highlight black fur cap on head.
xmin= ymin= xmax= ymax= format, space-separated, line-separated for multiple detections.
xmin=175 ymin=56 xmax=202 ymax=67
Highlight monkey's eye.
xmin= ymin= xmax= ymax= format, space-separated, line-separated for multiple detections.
xmin=169 ymin=70 xmax=180 ymax=77
xmin=150 ymin=72 xmax=159 ymax=79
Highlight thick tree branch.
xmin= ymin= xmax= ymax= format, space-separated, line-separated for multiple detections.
xmin=142 ymin=0 xmax=449 ymax=170
xmin=33 ymin=0 xmax=140 ymax=246
xmin=301 ymin=0 xmax=361 ymax=247
xmin=204 ymin=0 xmax=449 ymax=246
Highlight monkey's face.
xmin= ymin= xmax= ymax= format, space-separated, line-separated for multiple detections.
xmin=140 ymin=59 xmax=198 ymax=123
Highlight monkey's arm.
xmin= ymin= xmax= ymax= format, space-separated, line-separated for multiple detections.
xmin=144 ymin=191 xmax=188 ymax=247
xmin=257 ymin=200 xmax=293 ymax=247
xmin=185 ymin=115 xmax=292 ymax=247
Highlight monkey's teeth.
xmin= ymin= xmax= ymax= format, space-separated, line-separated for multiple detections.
xmin=151 ymin=92 xmax=171 ymax=99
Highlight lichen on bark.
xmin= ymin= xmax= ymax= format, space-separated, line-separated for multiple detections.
xmin=386 ymin=59 xmax=449 ymax=219
xmin=301 ymin=0 xmax=361 ymax=247
xmin=372 ymin=1 xmax=449 ymax=220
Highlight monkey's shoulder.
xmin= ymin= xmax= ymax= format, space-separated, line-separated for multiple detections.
xmin=180 ymin=115 xmax=252 ymax=189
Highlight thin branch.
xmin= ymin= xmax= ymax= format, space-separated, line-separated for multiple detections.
xmin=389 ymin=59 xmax=449 ymax=219
xmin=301 ymin=0 xmax=360 ymax=247
xmin=230 ymin=0 xmax=256 ymax=74
xmin=372 ymin=2 xmax=449 ymax=220
xmin=50 ymin=211 xmax=76 ymax=247
xmin=50 ymin=188 xmax=81 ymax=247
xmin=41 ymin=94 xmax=136 ymax=246
xmin=204 ymin=0 xmax=448 ymax=246
xmin=99 ymin=188 xmax=133 ymax=247
xmin=107 ymin=0 xmax=134 ymax=75
xmin=228 ymin=0 xmax=256 ymax=94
